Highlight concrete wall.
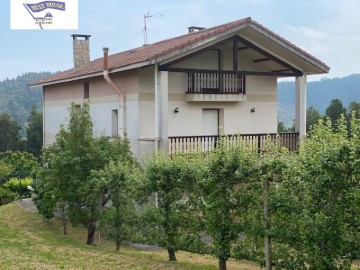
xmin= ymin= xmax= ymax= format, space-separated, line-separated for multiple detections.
xmin=43 ymin=42 xmax=278 ymax=158
xmin=43 ymin=70 xmax=139 ymax=148
xmin=166 ymin=49 xmax=278 ymax=137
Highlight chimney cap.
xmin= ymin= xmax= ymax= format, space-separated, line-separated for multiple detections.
xmin=71 ymin=34 xmax=92 ymax=40
xmin=103 ymin=47 xmax=110 ymax=52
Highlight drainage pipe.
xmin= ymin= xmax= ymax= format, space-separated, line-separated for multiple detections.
xmin=102 ymin=47 xmax=126 ymax=136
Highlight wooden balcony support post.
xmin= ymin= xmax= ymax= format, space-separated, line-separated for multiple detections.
xmin=295 ymin=74 xmax=307 ymax=140
xmin=233 ymin=38 xmax=238 ymax=71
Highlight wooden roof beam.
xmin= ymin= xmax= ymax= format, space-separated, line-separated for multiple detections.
xmin=272 ymin=69 xmax=290 ymax=73
xmin=159 ymin=66 xmax=302 ymax=77
xmin=236 ymin=35 xmax=302 ymax=74
xmin=253 ymin=57 xmax=271 ymax=63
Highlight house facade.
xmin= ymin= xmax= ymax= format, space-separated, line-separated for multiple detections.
xmin=31 ymin=18 xmax=329 ymax=158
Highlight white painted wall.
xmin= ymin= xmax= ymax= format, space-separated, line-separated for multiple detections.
xmin=165 ymin=48 xmax=278 ymax=137
xmin=43 ymin=40 xmax=279 ymax=158
xmin=43 ymin=72 xmax=140 ymax=147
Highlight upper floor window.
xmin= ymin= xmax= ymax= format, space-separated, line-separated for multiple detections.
xmin=84 ymin=82 xmax=89 ymax=99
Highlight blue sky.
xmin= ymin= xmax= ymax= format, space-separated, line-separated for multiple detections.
xmin=0 ymin=0 xmax=359 ymax=81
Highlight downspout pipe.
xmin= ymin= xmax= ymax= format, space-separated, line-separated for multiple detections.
xmin=102 ymin=47 xmax=126 ymax=136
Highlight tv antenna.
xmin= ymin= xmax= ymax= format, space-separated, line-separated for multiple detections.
xmin=143 ymin=12 xmax=162 ymax=45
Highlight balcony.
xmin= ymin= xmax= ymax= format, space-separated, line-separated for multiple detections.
xmin=185 ymin=72 xmax=246 ymax=102
xmin=168 ymin=133 xmax=299 ymax=155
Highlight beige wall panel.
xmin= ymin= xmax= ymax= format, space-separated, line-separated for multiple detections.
xmin=246 ymin=76 xmax=277 ymax=95
xmin=168 ymin=100 xmax=277 ymax=137
xmin=88 ymin=78 xmax=119 ymax=97
xmin=174 ymin=50 xmax=219 ymax=69
xmin=138 ymin=66 xmax=155 ymax=94
xmin=138 ymin=100 xmax=156 ymax=139
xmin=44 ymin=70 xmax=138 ymax=102
xmin=110 ymin=69 xmax=139 ymax=95
xmin=169 ymin=73 xmax=187 ymax=94
xmin=44 ymin=81 xmax=84 ymax=101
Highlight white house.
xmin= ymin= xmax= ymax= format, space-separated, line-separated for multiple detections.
xmin=30 ymin=17 xmax=329 ymax=157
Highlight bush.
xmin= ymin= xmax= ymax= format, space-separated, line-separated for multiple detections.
xmin=3 ymin=177 xmax=32 ymax=198
xmin=0 ymin=151 xmax=39 ymax=179
xmin=0 ymin=187 xmax=17 ymax=200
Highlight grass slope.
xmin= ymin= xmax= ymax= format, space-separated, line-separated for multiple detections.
xmin=0 ymin=203 xmax=260 ymax=270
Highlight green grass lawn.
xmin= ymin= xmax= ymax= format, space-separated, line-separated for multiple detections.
xmin=0 ymin=203 xmax=261 ymax=270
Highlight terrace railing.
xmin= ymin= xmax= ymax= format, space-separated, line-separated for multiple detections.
xmin=168 ymin=132 xmax=299 ymax=155
xmin=187 ymin=72 xmax=246 ymax=94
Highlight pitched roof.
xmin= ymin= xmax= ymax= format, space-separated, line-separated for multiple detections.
xmin=31 ymin=17 xmax=330 ymax=86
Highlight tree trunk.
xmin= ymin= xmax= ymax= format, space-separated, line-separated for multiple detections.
xmin=115 ymin=239 xmax=121 ymax=251
xmin=219 ymin=257 xmax=227 ymax=270
xmin=60 ymin=205 xmax=67 ymax=235
xmin=167 ymin=248 xmax=176 ymax=261
xmin=263 ymin=179 xmax=272 ymax=270
xmin=87 ymin=221 xmax=96 ymax=245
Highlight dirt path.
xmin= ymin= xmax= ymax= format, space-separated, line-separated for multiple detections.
xmin=15 ymin=198 xmax=37 ymax=212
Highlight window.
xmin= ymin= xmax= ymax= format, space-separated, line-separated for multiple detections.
xmin=112 ymin=110 xmax=118 ymax=137
xmin=84 ymin=82 xmax=89 ymax=99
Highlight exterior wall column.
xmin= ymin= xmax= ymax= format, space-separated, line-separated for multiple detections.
xmin=159 ymin=71 xmax=169 ymax=152
xmin=295 ymin=74 xmax=307 ymax=140
xmin=154 ymin=65 xmax=160 ymax=143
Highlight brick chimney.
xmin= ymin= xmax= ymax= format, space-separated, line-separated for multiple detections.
xmin=71 ymin=34 xmax=91 ymax=70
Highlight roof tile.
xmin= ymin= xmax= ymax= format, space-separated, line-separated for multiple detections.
xmin=31 ymin=17 xmax=329 ymax=86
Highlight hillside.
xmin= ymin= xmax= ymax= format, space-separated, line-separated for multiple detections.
xmin=0 ymin=72 xmax=52 ymax=135
xmin=278 ymin=73 xmax=360 ymax=126
xmin=0 ymin=202 xmax=260 ymax=270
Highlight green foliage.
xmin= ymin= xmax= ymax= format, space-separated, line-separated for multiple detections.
xmin=130 ymin=205 xmax=161 ymax=245
xmin=30 ymin=99 xmax=360 ymax=268
xmin=0 ymin=187 xmax=17 ymax=200
xmin=26 ymin=106 xmax=43 ymax=157
xmin=0 ymin=151 xmax=39 ymax=180
xmin=0 ymin=112 xmax=22 ymax=152
xmin=97 ymin=160 xmax=139 ymax=250
xmin=270 ymin=116 xmax=360 ymax=269
xmin=277 ymin=121 xmax=287 ymax=133
xmin=3 ymin=177 xmax=32 ymax=198
xmin=198 ymin=138 xmax=259 ymax=270
xmin=325 ymin=99 xmax=346 ymax=128
xmin=36 ymin=102 xmax=137 ymax=244
xmin=347 ymin=101 xmax=360 ymax=119
xmin=307 ymin=106 xmax=322 ymax=132
xmin=33 ymin=187 xmax=56 ymax=224
xmin=0 ymin=72 xmax=51 ymax=136
xmin=0 ymin=160 xmax=14 ymax=184
xmin=143 ymin=152 xmax=201 ymax=261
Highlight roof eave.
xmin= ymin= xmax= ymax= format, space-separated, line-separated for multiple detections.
xmin=29 ymin=71 xmax=104 ymax=87
xmin=152 ymin=23 xmax=251 ymax=66
xmin=107 ymin=61 xmax=152 ymax=74
xmin=150 ymin=21 xmax=329 ymax=75
xmin=30 ymin=61 xmax=153 ymax=87
xmin=248 ymin=23 xmax=330 ymax=74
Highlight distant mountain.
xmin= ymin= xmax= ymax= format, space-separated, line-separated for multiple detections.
xmin=278 ymin=73 xmax=360 ymax=126
xmin=0 ymin=72 xmax=52 ymax=135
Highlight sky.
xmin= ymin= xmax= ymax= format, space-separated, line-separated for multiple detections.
xmin=0 ymin=0 xmax=359 ymax=81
